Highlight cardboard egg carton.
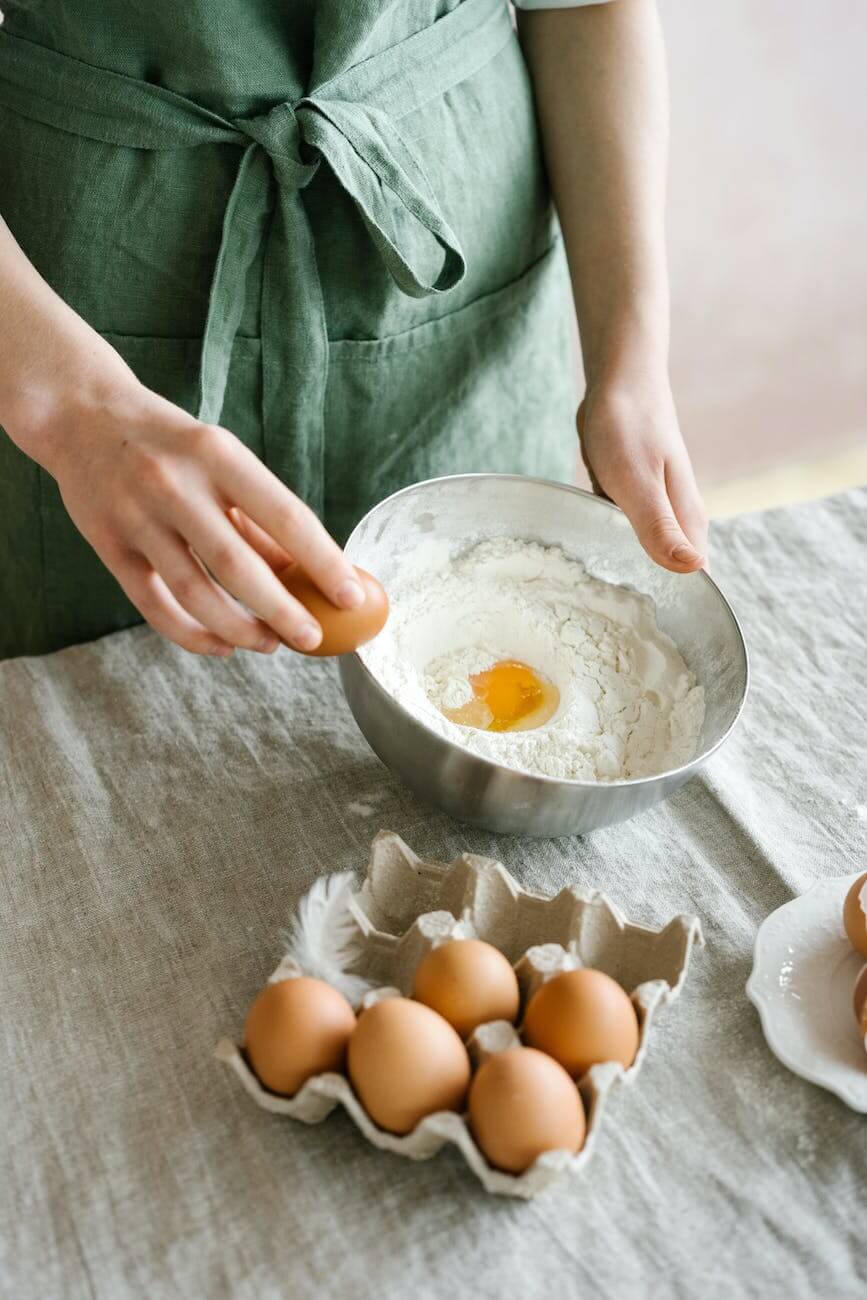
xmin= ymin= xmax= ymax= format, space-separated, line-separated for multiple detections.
xmin=216 ymin=831 xmax=703 ymax=1198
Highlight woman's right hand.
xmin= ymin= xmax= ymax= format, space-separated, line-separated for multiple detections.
xmin=10 ymin=368 xmax=365 ymax=658
xmin=0 ymin=215 xmax=363 ymax=657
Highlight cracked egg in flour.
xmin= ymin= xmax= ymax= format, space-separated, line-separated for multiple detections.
xmin=359 ymin=538 xmax=705 ymax=783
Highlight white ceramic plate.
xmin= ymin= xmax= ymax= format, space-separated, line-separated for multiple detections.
xmin=747 ymin=873 xmax=867 ymax=1111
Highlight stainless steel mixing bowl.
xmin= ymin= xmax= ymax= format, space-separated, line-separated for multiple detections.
xmin=339 ymin=475 xmax=748 ymax=837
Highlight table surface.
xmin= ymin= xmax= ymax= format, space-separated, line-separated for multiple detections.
xmin=2 ymin=490 xmax=865 ymax=1300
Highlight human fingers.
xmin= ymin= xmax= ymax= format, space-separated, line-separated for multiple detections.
xmin=205 ymin=431 xmax=363 ymax=609
xmin=612 ymin=458 xmax=705 ymax=573
xmin=227 ymin=507 xmax=294 ymax=573
xmin=139 ymin=524 xmax=281 ymax=653
xmin=173 ymin=499 xmax=325 ymax=652
xmin=111 ymin=550 xmax=236 ymax=656
xmin=663 ymin=451 xmax=710 ymax=563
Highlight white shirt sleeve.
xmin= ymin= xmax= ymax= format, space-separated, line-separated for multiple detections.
xmin=513 ymin=1 xmax=614 ymax=9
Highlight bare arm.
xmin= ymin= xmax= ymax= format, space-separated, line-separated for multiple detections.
xmin=0 ymin=216 xmax=364 ymax=653
xmin=518 ymin=0 xmax=707 ymax=571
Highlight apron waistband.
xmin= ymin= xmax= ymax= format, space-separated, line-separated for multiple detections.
xmin=0 ymin=0 xmax=514 ymax=511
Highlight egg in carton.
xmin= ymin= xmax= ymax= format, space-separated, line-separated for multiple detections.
xmin=216 ymin=831 xmax=703 ymax=1198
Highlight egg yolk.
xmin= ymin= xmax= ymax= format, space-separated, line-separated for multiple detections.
xmin=442 ymin=660 xmax=560 ymax=732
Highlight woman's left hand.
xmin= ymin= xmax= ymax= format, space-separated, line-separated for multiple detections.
xmin=577 ymin=374 xmax=709 ymax=574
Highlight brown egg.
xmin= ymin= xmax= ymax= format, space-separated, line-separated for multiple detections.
xmin=412 ymin=939 xmax=520 ymax=1040
xmin=468 ymin=1047 xmax=586 ymax=1174
xmin=347 ymin=997 xmax=471 ymax=1135
xmin=277 ymin=565 xmax=388 ymax=657
xmin=843 ymin=873 xmax=867 ymax=958
xmin=522 ymin=968 xmax=639 ymax=1078
xmin=244 ymin=976 xmax=356 ymax=1096
xmin=854 ymin=964 xmax=867 ymax=1046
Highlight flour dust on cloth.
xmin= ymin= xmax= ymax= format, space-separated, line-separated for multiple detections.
xmin=361 ymin=539 xmax=705 ymax=781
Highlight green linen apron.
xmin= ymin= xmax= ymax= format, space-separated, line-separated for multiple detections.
xmin=0 ymin=0 xmax=576 ymax=658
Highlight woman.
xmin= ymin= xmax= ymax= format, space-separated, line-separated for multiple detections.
xmin=0 ymin=0 xmax=707 ymax=660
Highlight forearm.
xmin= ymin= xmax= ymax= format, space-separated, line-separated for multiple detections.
xmin=0 ymin=215 xmax=135 ymax=462
xmin=517 ymin=0 xmax=669 ymax=388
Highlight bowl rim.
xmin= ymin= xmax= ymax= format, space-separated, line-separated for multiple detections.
xmin=344 ymin=472 xmax=750 ymax=791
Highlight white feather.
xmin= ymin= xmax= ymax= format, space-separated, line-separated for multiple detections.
xmin=282 ymin=871 xmax=373 ymax=1005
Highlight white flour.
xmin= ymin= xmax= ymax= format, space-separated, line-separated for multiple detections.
xmin=361 ymin=539 xmax=705 ymax=782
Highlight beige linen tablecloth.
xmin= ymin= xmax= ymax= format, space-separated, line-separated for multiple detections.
xmin=1 ymin=490 xmax=865 ymax=1300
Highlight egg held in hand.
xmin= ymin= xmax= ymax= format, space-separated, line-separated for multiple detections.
xmin=522 ymin=968 xmax=640 ymax=1078
xmin=469 ymin=1047 xmax=586 ymax=1174
xmin=843 ymin=873 xmax=867 ymax=959
xmin=278 ymin=565 xmax=388 ymax=657
xmin=347 ymin=997 xmax=471 ymax=1135
xmin=244 ymin=976 xmax=357 ymax=1096
xmin=412 ymin=938 xmax=520 ymax=1040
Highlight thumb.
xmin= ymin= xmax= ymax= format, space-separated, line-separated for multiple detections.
xmin=615 ymin=474 xmax=705 ymax=573
xmin=576 ymin=401 xmax=606 ymax=498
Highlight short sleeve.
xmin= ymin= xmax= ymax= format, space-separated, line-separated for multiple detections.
xmin=512 ymin=1 xmax=615 ymax=9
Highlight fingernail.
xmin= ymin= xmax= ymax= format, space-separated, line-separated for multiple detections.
xmin=257 ymin=634 xmax=280 ymax=654
xmin=672 ymin=544 xmax=700 ymax=564
xmin=335 ymin=578 xmax=364 ymax=609
xmin=292 ymin=623 xmax=322 ymax=652
xmin=211 ymin=645 xmax=234 ymax=657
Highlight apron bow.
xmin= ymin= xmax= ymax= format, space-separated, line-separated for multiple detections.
xmin=236 ymin=94 xmax=465 ymax=298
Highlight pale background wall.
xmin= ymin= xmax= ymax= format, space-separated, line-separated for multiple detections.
xmin=660 ymin=0 xmax=867 ymax=509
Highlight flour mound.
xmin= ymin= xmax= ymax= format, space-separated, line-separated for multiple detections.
xmin=361 ymin=539 xmax=705 ymax=783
